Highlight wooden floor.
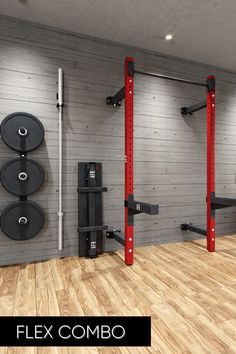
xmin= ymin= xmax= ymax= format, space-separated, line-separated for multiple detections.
xmin=0 ymin=236 xmax=236 ymax=353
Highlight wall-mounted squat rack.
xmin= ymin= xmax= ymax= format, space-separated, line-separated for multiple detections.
xmin=107 ymin=56 xmax=236 ymax=255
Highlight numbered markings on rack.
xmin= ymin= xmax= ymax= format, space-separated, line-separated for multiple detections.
xmin=0 ymin=157 xmax=45 ymax=196
xmin=0 ymin=201 xmax=44 ymax=240
xmin=0 ymin=112 xmax=45 ymax=152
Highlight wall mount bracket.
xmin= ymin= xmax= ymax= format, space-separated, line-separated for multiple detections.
xmin=181 ymin=100 xmax=207 ymax=115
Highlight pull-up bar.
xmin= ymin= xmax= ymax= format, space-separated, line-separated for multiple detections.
xmin=134 ymin=70 xmax=207 ymax=87
xmin=106 ymin=66 xmax=209 ymax=107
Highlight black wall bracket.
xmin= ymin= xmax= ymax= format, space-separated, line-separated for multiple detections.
xmin=181 ymin=194 xmax=236 ymax=237
xmin=106 ymin=87 xmax=125 ymax=107
xmin=106 ymin=228 xmax=125 ymax=246
xmin=106 ymin=60 xmax=134 ymax=107
xmin=125 ymin=194 xmax=159 ymax=227
xmin=181 ymin=223 xmax=207 ymax=236
xmin=181 ymin=100 xmax=207 ymax=115
xmin=107 ymin=194 xmax=159 ymax=241
xmin=211 ymin=195 xmax=236 ymax=210
xmin=125 ymin=199 xmax=159 ymax=215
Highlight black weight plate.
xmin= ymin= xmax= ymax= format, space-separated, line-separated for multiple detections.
xmin=0 ymin=157 xmax=45 ymax=196
xmin=1 ymin=112 xmax=45 ymax=152
xmin=0 ymin=201 xmax=44 ymax=241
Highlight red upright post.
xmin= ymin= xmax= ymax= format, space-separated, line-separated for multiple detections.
xmin=124 ymin=57 xmax=134 ymax=265
xmin=206 ymin=76 xmax=216 ymax=252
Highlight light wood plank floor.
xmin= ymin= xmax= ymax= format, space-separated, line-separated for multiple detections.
xmin=0 ymin=236 xmax=236 ymax=353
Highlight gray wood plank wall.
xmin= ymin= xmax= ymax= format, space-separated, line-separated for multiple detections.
xmin=0 ymin=15 xmax=236 ymax=266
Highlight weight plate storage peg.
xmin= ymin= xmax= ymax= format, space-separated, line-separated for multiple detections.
xmin=0 ymin=201 xmax=44 ymax=241
xmin=0 ymin=157 xmax=45 ymax=196
xmin=0 ymin=112 xmax=45 ymax=152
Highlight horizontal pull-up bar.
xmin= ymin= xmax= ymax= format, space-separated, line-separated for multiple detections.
xmin=134 ymin=70 xmax=207 ymax=88
xmin=106 ymin=67 xmax=208 ymax=107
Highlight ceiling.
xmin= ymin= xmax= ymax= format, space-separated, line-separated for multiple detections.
xmin=1 ymin=0 xmax=236 ymax=71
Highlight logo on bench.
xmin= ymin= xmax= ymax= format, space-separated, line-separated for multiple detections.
xmin=89 ymin=171 xmax=96 ymax=179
